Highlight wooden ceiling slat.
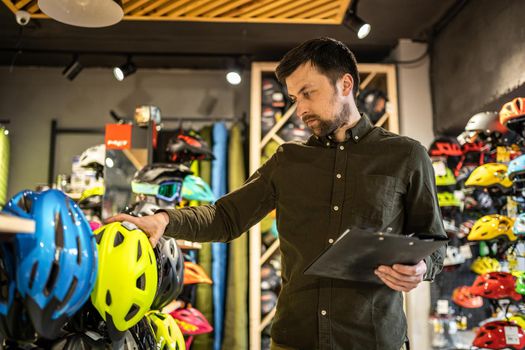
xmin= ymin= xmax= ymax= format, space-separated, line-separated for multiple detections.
xmin=155 ymin=0 xmax=192 ymax=16
xmin=225 ymin=0 xmax=274 ymax=17
xmin=167 ymin=0 xmax=212 ymax=17
xmin=15 ymin=0 xmax=32 ymax=10
xmin=206 ymin=0 xmax=252 ymax=17
xmin=124 ymin=0 xmax=152 ymax=14
xmin=132 ymin=0 xmax=171 ymax=16
xmin=185 ymin=0 xmax=225 ymax=17
xmin=336 ymin=0 xmax=351 ymax=23
xmin=300 ymin=3 xmax=339 ymax=19
xmin=279 ymin=0 xmax=330 ymax=18
xmin=262 ymin=0 xmax=310 ymax=18
xmin=26 ymin=0 xmax=39 ymax=14
xmin=239 ymin=0 xmax=290 ymax=18
xmin=126 ymin=14 xmax=336 ymax=24
xmin=2 ymin=0 xmax=348 ymax=23
xmin=320 ymin=8 xmax=339 ymax=19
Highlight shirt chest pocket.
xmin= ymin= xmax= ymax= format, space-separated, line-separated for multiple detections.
xmin=348 ymin=174 xmax=398 ymax=224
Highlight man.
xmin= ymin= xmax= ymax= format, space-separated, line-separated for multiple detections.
xmin=108 ymin=37 xmax=446 ymax=350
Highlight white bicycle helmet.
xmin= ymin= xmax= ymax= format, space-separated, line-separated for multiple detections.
xmin=80 ymin=144 xmax=106 ymax=169
xmin=444 ymin=246 xmax=466 ymax=267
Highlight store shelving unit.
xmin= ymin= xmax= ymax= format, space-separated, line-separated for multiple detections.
xmin=248 ymin=61 xmax=399 ymax=350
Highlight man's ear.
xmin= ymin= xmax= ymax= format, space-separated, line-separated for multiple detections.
xmin=341 ymin=73 xmax=354 ymax=97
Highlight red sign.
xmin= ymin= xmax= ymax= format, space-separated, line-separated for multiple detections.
xmin=105 ymin=124 xmax=132 ymax=150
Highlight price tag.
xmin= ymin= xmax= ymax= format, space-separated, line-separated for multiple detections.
xmin=437 ymin=299 xmax=449 ymax=315
xmin=507 ymin=197 xmax=518 ymax=218
xmin=460 ymin=244 xmax=473 ymax=260
xmin=504 ymin=326 xmax=520 ymax=345
xmin=432 ymin=161 xmax=447 ymax=176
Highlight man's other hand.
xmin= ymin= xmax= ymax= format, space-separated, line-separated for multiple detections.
xmin=105 ymin=212 xmax=170 ymax=247
xmin=374 ymin=260 xmax=427 ymax=292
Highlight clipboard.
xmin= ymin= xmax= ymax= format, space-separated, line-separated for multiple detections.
xmin=303 ymin=227 xmax=448 ymax=284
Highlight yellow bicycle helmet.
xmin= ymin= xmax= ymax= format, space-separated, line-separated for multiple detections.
xmin=79 ymin=186 xmax=104 ymax=202
xmin=435 ymin=167 xmax=457 ymax=187
xmin=470 ymin=256 xmax=501 ymax=275
xmin=509 ymin=314 xmax=525 ymax=330
xmin=91 ymin=222 xmax=158 ymax=335
xmin=437 ymin=192 xmax=461 ymax=207
xmin=146 ymin=311 xmax=186 ymax=350
xmin=468 ymin=214 xmax=517 ymax=241
xmin=464 ymin=163 xmax=513 ymax=189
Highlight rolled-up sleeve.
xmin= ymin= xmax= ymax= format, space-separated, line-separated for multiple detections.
xmin=159 ymin=151 xmax=279 ymax=243
xmin=403 ymin=142 xmax=447 ymax=281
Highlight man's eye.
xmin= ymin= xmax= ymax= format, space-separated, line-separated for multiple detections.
xmin=303 ymin=91 xmax=310 ymax=98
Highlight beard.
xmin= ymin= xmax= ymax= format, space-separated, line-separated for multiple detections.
xmin=304 ymin=102 xmax=351 ymax=137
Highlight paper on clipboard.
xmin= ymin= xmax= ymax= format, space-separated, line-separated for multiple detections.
xmin=304 ymin=227 xmax=448 ymax=284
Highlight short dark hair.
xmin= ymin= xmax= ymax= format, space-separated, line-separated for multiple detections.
xmin=275 ymin=37 xmax=360 ymax=98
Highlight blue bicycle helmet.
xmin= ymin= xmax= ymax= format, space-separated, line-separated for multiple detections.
xmin=509 ymin=155 xmax=525 ymax=193
xmin=182 ymin=175 xmax=216 ymax=202
xmin=4 ymin=189 xmax=98 ymax=339
xmin=514 ymin=213 xmax=525 ymax=236
xmin=0 ymin=242 xmax=35 ymax=342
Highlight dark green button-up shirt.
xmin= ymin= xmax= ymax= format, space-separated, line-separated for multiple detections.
xmin=162 ymin=115 xmax=446 ymax=350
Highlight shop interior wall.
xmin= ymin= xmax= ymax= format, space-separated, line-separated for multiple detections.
xmin=0 ymin=67 xmax=240 ymax=197
xmin=431 ymin=0 xmax=525 ymax=136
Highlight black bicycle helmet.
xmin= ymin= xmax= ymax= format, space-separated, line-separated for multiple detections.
xmin=134 ymin=163 xmax=192 ymax=185
xmin=166 ymin=132 xmax=215 ymax=164
xmin=0 ymin=242 xmax=36 ymax=343
xmin=152 ymin=237 xmax=185 ymax=310
xmin=50 ymin=331 xmax=107 ymax=350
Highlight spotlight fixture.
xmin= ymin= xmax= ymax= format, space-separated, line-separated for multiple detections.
xmin=62 ymin=55 xmax=83 ymax=81
xmin=342 ymin=0 xmax=371 ymax=39
xmin=38 ymin=0 xmax=123 ymax=28
xmin=226 ymin=70 xmax=242 ymax=85
xmin=113 ymin=58 xmax=136 ymax=81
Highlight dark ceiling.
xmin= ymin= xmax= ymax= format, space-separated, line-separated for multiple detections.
xmin=0 ymin=0 xmax=458 ymax=70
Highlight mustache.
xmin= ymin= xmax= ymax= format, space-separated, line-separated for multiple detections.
xmin=302 ymin=115 xmax=320 ymax=124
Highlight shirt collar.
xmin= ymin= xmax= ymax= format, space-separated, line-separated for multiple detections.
xmin=308 ymin=113 xmax=373 ymax=147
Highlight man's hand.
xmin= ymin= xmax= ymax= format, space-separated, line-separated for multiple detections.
xmin=374 ymin=260 xmax=427 ymax=292
xmin=105 ymin=212 xmax=170 ymax=247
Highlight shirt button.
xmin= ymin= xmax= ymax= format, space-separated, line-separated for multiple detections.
xmin=328 ymin=238 xmax=334 ymax=244
xmin=354 ymin=135 xmax=359 ymax=140
xmin=339 ymin=145 xmax=345 ymax=151
xmin=321 ymin=310 xmax=327 ymax=316
xmin=326 ymin=142 xmax=330 ymax=146
xmin=333 ymin=206 xmax=339 ymax=211
xmin=336 ymin=173 xmax=342 ymax=179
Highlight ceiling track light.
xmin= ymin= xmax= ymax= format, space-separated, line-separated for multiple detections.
xmin=343 ymin=0 xmax=371 ymax=39
xmin=37 ymin=0 xmax=123 ymax=28
xmin=62 ymin=54 xmax=83 ymax=81
xmin=113 ymin=57 xmax=137 ymax=81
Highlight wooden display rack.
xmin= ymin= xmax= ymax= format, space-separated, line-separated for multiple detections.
xmin=249 ymin=62 xmax=399 ymax=350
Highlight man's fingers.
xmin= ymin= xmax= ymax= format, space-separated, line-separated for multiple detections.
xmin=105 ymin=213 xmax=135 ymax=224
xmin=377 ymin=266 xmax=421 ymax=283
xmin=375 ymin=271 xmax=417 ymax=292
xmin=392 ymin=261 xmax=426 ymax=276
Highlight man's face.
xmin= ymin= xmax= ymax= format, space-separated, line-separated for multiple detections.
xmin=285 ymin=62 xmax=350 ymax=137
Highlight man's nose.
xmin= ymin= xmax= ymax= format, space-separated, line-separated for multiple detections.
xmin=295 ymin=101 xmax=308 ymax=119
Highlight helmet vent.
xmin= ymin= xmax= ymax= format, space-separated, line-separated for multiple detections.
xmin=29 ymin=262 xmax=38 ymax=289
xmin=151 ymin=320 xmax=158 ymax=333
xmin=58 ymin=277 xmax=77 ymax=311
xmin=137 ymin=241 xmax=142 ymax=261
xmin=95 ymin=229 xmax=105 ymax=244
xmin=55 ymin=212 xmax=64 ymax=249
xmin=125 ymin=303 xmax=140 ymax=321
xmin=485 ymin=325 xmax=496 ymax=330
xmin=44 ymin=261 xmax=60 ymax=296
xmin=136 ymin=273 xmax=146 ymax=291
xmin=76 ymin=236 xmax=82 ymax=264
xmin=106 ymin=290 xmax=112 ymax=306
xmin=18 ymin=194 xmax=32 ymax=213
xmin=114 ymin=231 xmax=125 ymax=247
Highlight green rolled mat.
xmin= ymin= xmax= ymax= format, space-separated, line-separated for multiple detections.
xmin=0 ymin=128 xmax=10 ymax=207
